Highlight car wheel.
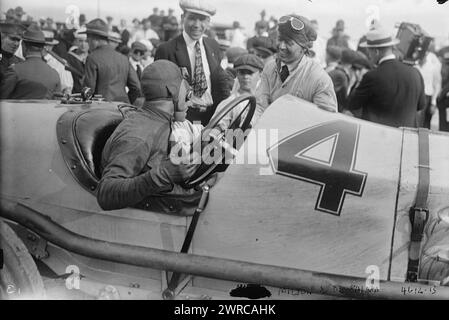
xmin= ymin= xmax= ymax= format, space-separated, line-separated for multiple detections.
xmin=0 ymin=220 xmax=46 ymax=299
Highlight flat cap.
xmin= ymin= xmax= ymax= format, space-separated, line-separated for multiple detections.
xmin=234 ymin=54 xmax=264 ymax=73
xmin=252 ymin=36 xmax=277 ymax=55
xmin=226 ymin=47 xmax=248 ymax=64
xmin=179 ymin=0 xmax=216 ymax=17
xmin=131 ymin=41 xmax=148 ymax=52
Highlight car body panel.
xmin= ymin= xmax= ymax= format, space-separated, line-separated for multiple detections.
xmin=1 ymin=95 xmax=448 ymax=298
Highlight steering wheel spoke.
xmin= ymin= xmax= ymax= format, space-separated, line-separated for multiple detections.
xmin=183 ymin=94 xmax=256 ymax=188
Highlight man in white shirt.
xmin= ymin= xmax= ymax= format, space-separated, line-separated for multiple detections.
xmin=416 ymin=49 xmax=442 ymax=129
xmin=154 ymin=0 xmax=232 ymax=126
xmin=43 ymin=30 xmax=73 ymax=94
xmin=129 ymin=41 xmax=147 ymax=80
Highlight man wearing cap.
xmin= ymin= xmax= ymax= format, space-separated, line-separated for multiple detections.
xmin=155 ymin=0 xmax=232 ymax=126
xmin=247 ymin=20 xmax=269 ymax=53
xmin=82 ymin=18 xmax=141 ymax=103
xmin=129 ymin=41 xmax=147 ymax=80
xmin=214 ymin=54 xmax=264 ymax=131
xmin=324 ymin=45 xmax=342 ymax=73
xmin=97 ymin=59 xmax=201 ymax=213
xmin=0 ymin=24 xmax=61 ymax=99
xmin=347 ymin=25 xmax=426 ymax=128
xmin=0 ymin=22 xmax=25 ymax=79
xmin=43 ymin=29 xmax=74 ymax=94
xmin=67 ymin=27 xmax=89 ymax=93
xmin=251 ymin=36 xmax=277 ymax=66
xmin=254 ymin=14 xmax=337 ymax=123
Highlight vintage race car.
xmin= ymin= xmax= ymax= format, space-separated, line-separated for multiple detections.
xmin=1 ymin=94 xmax=448 ymax=300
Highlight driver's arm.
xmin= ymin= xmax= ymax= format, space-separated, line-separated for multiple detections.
xmin=97 ymin=137 xmax=173 ymax=210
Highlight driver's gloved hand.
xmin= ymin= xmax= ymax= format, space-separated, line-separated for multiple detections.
xmin=159 ymin=153 xmax=200 ymax=186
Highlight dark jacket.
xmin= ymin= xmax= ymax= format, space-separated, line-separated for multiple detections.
xmin=67 ymin=49 xmax=85 ymax=94
xmin=154 ymin=34 xmax=232 ymax=124
xmin=348 ymin=58 xmax=426 ymax=128
xmin=0 ymin=49 xmax=24 ymax=83
xmin=83 ymin=44 xmax=141 ymax=103
xmin=328 ymin=66 xmax=350 ymax=112
xmin=97 ymin=103 xmax=201 ymax=214
xmin=0 ymin=55 xmax=61 ymax=99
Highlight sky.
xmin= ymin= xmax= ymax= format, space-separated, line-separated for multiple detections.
xmin=2 ymin=0 xmax=449 ymax=46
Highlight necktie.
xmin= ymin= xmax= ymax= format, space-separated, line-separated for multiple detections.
xmin=192 ymin=41 xmax=208 ymax=97
xmin=136 ymin=64 xmax=142 ymax=80
xmin=280 ymin=65 xmax=290 ymax=83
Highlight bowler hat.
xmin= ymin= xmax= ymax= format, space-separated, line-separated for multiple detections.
xmin=179 ymin=0 xmax=216 ymax=17
xmin=22 ymin=24 xmax=46 ymax=44
xmin=234 ymin=54 xmax=264 ymax=73
xmin=359 ymin=25 xmax=399 ymax=48
xmin=0 ymin=22 xmax=25 ymax=39
xmin=80 ymin=18 xmax=109 ymax=38
xmin=141 ymin=60 xmax=183 ymax=101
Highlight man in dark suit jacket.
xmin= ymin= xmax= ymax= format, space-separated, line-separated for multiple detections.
xmin=348 ymin=26 xmax=426 ymax=128
xmin=82 ymin=19 xmax=141 ymax=104
xmin=1 ymin=24 xmax=61 ymax=99
xmin=154 ymin=0 xmax=232 ymax=125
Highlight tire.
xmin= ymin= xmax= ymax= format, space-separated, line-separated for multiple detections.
xmin=0 ymin=220 xmax=46 ymax=299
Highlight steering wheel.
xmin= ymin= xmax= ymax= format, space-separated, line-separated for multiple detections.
xmin=183 ymin=93 xmax=256 ymax=189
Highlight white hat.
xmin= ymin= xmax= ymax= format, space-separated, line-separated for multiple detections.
xmin=74 ymin=27 xmax=87 ymax=40
xmin=139 ymin=39 xmax=154 ymax=52
xmin=43 ymin=30 xmax=59 ymax=46
xmin=179 ymin=0 xmax=216 ymax=17
xmin=359 ymin=25 xmax=400 ymax=48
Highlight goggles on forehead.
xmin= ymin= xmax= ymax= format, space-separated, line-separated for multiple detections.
xmin=278 ymin=16 xmax=305 ymax=32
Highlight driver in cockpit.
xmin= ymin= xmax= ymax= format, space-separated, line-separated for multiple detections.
xmin=97 ymin=60 xmax=202 ymax=213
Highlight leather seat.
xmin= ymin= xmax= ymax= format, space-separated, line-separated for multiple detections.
xmin=74 ymin=109 xmax=123 ymax=179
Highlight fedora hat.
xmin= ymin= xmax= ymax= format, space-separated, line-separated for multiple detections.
xmin=43 ymin=29 xmax=59 ymax=45
xmin=79 ymin=18 xmax=109 ymax=38
xmin=22 ymin=24 xmax=46 ymax=44
xmin=359 ymin=26 xmax=400 ymax=48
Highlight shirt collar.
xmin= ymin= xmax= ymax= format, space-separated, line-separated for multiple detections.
xmin=379 ymin=54 xmax=396 ymax=65
xmin=183 ymin=30 xmax=203 ymax=47
xmin=280 ymin=54 xmax=305 ymax=72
